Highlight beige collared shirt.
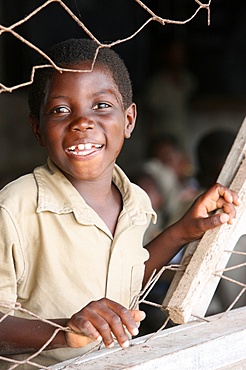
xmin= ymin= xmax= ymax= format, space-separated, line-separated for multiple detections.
xmin=0 ymin=158 xmax=156 ymax=367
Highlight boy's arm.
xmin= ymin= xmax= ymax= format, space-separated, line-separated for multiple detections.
xmin=0 ymin=312 xmax=68 ymax=355
xmin=0 ymin=300 xmax=145 ymax=355
xmin=143 ymin=183 xmax=240 ymax=286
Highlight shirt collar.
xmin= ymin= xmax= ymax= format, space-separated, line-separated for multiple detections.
xmin=34 ymin=158 xmax=156 ymax=225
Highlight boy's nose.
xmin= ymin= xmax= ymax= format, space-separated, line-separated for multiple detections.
xmin=70 ymin=115 xmax=95 ymax=131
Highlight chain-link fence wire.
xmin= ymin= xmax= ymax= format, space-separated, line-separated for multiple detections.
xmin=2 ymin=1 xmax=244 ymax=369
xmin=1 ymin=250 xmax=245 ymax=369
xmin=0 ymin=0 xmax=211 ymax=93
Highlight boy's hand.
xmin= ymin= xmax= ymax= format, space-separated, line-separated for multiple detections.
xmin=179 ymin=183 xmax=241 ymax=243
xmin=65 ymin=298 xmax=145 ymax=349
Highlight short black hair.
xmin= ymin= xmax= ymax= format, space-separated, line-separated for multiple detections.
xmin=28 ymin=38 xmax=133 ymax=119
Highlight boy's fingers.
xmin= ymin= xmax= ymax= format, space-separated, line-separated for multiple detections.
xmin=197 ymin=211 xmax=234 ymax=232
xmin=103 ymin=300 xmax=140 ymax=346
xmin=93 ymin=302 xmax=145 ymax=347
xmin=208 ymin=184 xmax=241 ymax=208
xmin=198 ymin=184 xmax=240 ymax=224
xmin=65 ymin=331 xmax=95 ymax=348
xmin=218 ymin=187 xmax=241 ymax=206
xmin=219 ymin=213 xmax=233 ymax=224
xmin=130 ymin=309 xmax=146 ymax=324
xmin=66 ymin=317 xmax=102 ymax=347
xmin=67 ymin=299 xmax=143 ymax=349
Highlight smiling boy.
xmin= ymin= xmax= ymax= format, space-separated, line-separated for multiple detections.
xmin=32 ymin=62 xmax=136 ymax=235
xmin=0 ymin=38 xmax=240 ymax=369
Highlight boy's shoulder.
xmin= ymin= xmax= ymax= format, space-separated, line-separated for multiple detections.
xmin=0 ymin=172 xmax=37 ymax=209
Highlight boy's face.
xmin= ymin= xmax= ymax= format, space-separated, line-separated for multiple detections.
xmin=30 ymin=64 xmax=136 ymax=183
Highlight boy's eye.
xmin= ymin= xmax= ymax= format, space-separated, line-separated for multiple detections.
xmin=93 ymin=102 xmax=111 ymax=109
xmin=52 ymin=106 xmax=70 ymax=114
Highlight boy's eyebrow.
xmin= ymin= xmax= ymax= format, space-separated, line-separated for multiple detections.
xmin=95 ymin=89 xmax=123 ymax=104
xmin=46 ymin=88 xmax=123 ymax=105
xmin=48 ymin=89 xmax=119 ymax=100
xmin=94 ymin=88 xmax=120 ymax=97
xmin=48 ymin=95 xmax=69 ymax=100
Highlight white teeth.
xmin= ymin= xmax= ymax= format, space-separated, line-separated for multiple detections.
xmin=68 ymin=143 xmax=102 ymax=152
xmin=77 ymin=143 xmax=93 ymax=150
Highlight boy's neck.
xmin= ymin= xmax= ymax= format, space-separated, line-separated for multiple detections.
xmin=71 ymin=178 xmax=123 ymax=235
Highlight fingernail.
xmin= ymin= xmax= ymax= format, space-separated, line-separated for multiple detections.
xmin=96 ymin=335 xmax=102 ymax=342
xmin=122 ymin=340 xmax=129 ymax=348
xmin=220 ymin=213 xmax=229 ymax=223
xmin=108 ymin=342 xmax=114 ymax=348
xmin=132 ymin=327 xmax=139 ymax=336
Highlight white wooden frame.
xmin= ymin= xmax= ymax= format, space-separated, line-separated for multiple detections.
xmin=51 ymin=307 xmax=246 ymax=369
xmin=163 ymin=116 xmax=246 ymax=324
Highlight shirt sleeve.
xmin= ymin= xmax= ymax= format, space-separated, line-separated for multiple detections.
xmin=0 ymin=206 xmax=24 ymax=312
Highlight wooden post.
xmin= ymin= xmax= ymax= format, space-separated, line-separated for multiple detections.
xmin=163 ymin=117 xmax=246 ymax=324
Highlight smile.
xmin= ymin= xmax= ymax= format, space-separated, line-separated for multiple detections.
xmin=66 ymin=143 xmax=103 ymax=156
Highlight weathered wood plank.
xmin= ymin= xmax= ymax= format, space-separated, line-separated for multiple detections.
xmin=50 ymin=307 xmax=246 ymax=370
xmin=163 ymin=117 xmax=246 ymax=324
xmin=217 ymin=116 xmax=246 ymax=186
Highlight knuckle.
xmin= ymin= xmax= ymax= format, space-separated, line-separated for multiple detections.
xmin=100 ymin=321 xmax=110 ymax=332
xmin=98 ymin=297 xmax=107 ymax=304
xmin=86 ymin=300 xmax=97 ymax=308
xmin=118 ymin=306 xmax=129 ymax=318
xmin=215 ymin=183 xmax=224 ymax=193
xmin=110 ymin=314 xmax=121 ymax=326
xmin=70 ymin=313 xmax=83 ymax=327
xmin=216 ymin=182 xmax=223 ymax=189
xmin=84 ymin=299 xmax=102 ymax=312
xmin=82 ymin=319 xmax=93 ymax=332
xmin=210 ymin=218 xmax=217 ymax=227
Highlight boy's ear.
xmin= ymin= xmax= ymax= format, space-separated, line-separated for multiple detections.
xmin=124 ymin=103 xmax=137 ymax=139
xmin=29 ymin=114 xmax=45 ymax=146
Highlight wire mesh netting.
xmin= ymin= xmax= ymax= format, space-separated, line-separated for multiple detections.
xmin=1 ymin=1 xmax=245 ymax=369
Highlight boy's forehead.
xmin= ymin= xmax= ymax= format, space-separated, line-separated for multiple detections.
xmin=44 ymin=63 xmax=122 ymax=100
xmin=49 ymin=62 xmax=115 ymax=85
